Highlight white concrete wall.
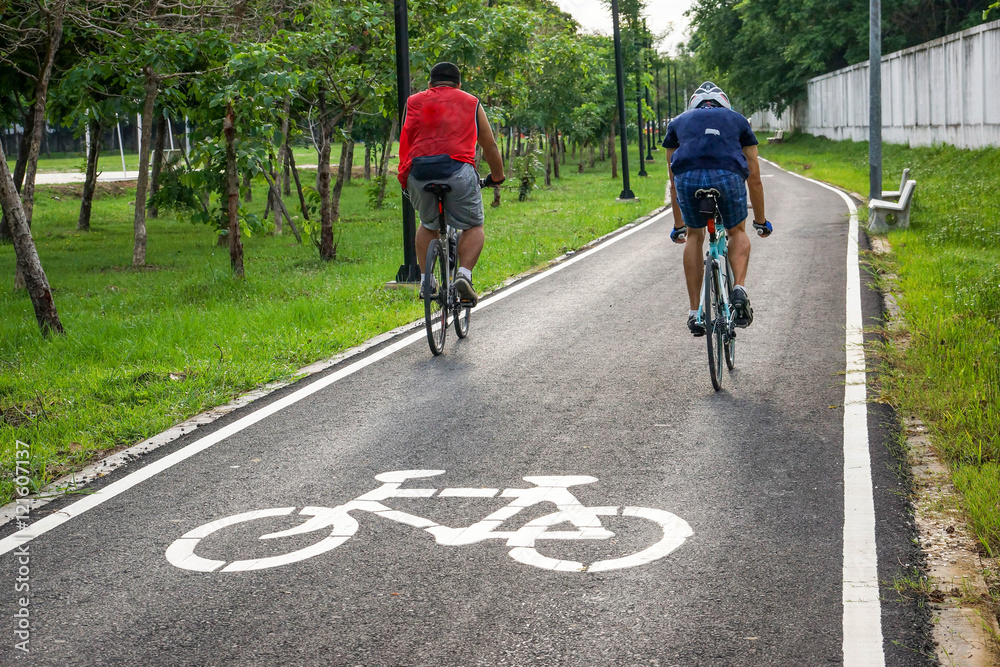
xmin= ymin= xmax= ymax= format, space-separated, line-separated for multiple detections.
xmin=751 ymin=19 xmax=1000 ymax=149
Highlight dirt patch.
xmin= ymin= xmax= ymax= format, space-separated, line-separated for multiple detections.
xmin=43 ymin=181 xmax=132 ymax=200
xmin=0 ymin=399 xmax=46 ymax=428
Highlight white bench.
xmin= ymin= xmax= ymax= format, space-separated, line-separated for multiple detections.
xmin=868 ymin=179 xmax=916 ymax=232
xmin=880 ymin=167 xmax=910 ymax=201
xmin=766 ymin=129 xmax=785 ymax=144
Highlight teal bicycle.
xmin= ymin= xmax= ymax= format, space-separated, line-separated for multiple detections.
xmin=694 ymin=188 xmax=737 ymax=391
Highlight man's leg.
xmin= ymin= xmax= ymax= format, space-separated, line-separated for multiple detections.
xmin=728 ymin=221 xmax=751 ymax=285
xmin=683 ymin=227 xmax=706 ymax=310
xmin=415 ymin=224 xmax=436 ymax=272
xmin=457 ymin=225 xmax=484 ymax=270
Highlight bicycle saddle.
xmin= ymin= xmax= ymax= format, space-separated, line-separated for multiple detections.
xmin=423 ymin=183 xmax=452 ymax=195
xmin=693 ymin=188 xmax=721 ymax=199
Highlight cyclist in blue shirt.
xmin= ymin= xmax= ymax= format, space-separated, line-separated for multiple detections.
xmin=663 ymin=82 xmax=772 ymax=336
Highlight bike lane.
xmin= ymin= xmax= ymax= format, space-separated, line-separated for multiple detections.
xmin=0 ymin=161 xmax=930 ymax=665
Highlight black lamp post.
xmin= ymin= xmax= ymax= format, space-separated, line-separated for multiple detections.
xmin=643 ymin=22 xmax=655 ymax=157
xmin=635 ymin=32 xmax=647 ymax=177
xmin=610 ymin=0 xmax=634 ymax=200
xmin=655 ymin=66 xmax=662 ymax=145
xmin=394 ymin=0 xmax=419 ymax=283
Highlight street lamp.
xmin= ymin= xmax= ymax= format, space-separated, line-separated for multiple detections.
xmin=394 ymin=0 xmax=419 ymax=284
xmin=869 ymin=0 xmax=882 ymax=201
xmin=610 ymin=0 xmax=635 ymax=200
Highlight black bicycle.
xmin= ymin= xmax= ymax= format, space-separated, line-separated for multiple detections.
xmin=422 ymin=183 xmax=472 ymax=355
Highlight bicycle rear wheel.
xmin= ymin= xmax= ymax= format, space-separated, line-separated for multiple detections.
xmin=424 ymin=240 xmax=448 ymax=355
xmin=704 ymin=260 xmax=724 ymax=391
xmin=724 ymin=256 xmax=736 ymax=370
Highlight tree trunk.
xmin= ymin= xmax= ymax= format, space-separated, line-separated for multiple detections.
xmin=132 ymin=66 xmax=159 ymax=268
xmin=374 ymin=114 xmax=398 ymax=209
xmin=280 ymin=96 xmax=291 ymax=196
xmin=344 ymin=138 xmax=355 ymax=183
xmin=287 ymin=148 xmax=309 ymax=221
xmin=149 ymin=114 xmax=167 ymax=218
xmin=327 ymin=114 xmax=354 ymax=256
xmin=589 ymin=143 xmax=596 ymax=168
xmin=21 ymin=0 xmax=66 ymax=228
xmin=551 ymin=131 xmax=560 ymax=180
xmin=545 ymin=132 xmax=552 ymax=187
xmin=579 ymin=144 xmax=585 ymax=173
xmin=224 ymin=103 xmax=244 ymax=276
xmin=599 ymin=137 xmax=605 ymax=162
xmin=269 ymin=155 xmax=281 ymax=234
xmin=610 ymin=121 xmax=618 ymax=180
xmin=364 ymin=144 xmax=371 ymax=180
xmin=12 ymin=107 xmax=33 ymax=192
xmin=1 ymin=106 xmax=33 ymax=242
xmin=261 ymin=170 xmax=302 ymax=243
xmin=0 ymin=142 xmax=63 ymax=335
xmin=78 ymin=117 xmax=102 ymax=231
xmin=317 ymin=92 xmax=335 ymax=261
xmin=242 ymin=172 xmax=252 ymax=203
xmin=560 ymin=134 xmax=567 ymax=166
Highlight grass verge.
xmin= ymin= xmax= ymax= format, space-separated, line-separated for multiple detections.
xmin=1 ymin=146 xmax=669 ymax=504
xmin=759 ymin=132 xmax=1000 ymax=556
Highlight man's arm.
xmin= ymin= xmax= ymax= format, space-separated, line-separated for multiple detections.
xmin=742 ymin=144 xmax=766 ymax=223
xmin=666 ymin=148 xmax=684 ymax=228
xmin=476 ymin=104 xmax=505 ymax=182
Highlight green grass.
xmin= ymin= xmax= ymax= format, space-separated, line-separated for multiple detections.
xmin=0 ymin=145 xmax=669 ymax=503
xmin=760 ymin=132 xmax=1000 ymax=555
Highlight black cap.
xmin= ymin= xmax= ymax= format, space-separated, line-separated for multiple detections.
xmin=430 ymin=62 xmax=461 ymax=86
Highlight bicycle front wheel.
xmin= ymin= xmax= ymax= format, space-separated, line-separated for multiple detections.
xmin=424 ymin=240 xmax=448 ymax=355
xmin=724 ymin=256 xmax=736 ymax=370
xmin=704 ymin=260 xmax=724 ymax=391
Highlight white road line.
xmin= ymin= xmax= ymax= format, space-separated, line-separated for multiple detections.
xmin=0 ymin=208 xmax=670 ymax=557
xmin=761 ymin=158 xmax=886 ymax=665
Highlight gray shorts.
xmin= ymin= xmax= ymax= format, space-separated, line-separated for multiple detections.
xmin=407 ymin=162 xmax=484 ymax=231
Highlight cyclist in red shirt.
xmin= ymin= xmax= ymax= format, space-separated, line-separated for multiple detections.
xmin=398 ymin=62 xmax=506 ymax=306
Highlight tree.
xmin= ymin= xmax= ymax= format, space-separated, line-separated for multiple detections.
xmin=282 ymin=0 xmax=394 ymax=261
xmin=686 ymin=0 xmax=991 ymax=113
xmin=0 ymin=141 xmax=63 ymax=336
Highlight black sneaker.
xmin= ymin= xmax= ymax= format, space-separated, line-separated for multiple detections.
xmin=687 ymin=314 xmax=706 ymax=337
xmin=454 ymin=275 xmax=478 ymax=306
xmin=731 ymin=286 xmax=754 ymax=328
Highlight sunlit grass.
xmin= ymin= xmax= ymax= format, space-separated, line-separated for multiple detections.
xmin=0 ymin=145 xmax=669 ymax=502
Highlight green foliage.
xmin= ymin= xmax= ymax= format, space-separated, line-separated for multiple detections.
xmin=687 ymin=0 xmax=992 ymax=113
xmin=512 ymin=146 xmax=544 ymax=201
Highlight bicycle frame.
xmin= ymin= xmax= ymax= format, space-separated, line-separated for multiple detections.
xmin=697 ymin=200 xmax=734 ymax=332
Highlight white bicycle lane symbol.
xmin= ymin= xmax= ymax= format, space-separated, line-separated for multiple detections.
xmin=166 ymin=470 xmax=693 ymax=574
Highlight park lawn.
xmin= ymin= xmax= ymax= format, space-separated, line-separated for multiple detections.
xmin=759 ymin=133 xmax=1000 ymax=557
xmin=0 ymin=146 xmax=670 ymax=503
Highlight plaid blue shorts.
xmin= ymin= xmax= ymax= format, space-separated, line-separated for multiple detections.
xmin=673 ymin=169 xmax=748 ymax=230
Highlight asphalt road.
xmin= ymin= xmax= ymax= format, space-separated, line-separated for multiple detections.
xmin=1 ymin=160 xmax=933 ymax=665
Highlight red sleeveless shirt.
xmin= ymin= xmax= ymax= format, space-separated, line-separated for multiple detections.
xmin=397 ymin=86 xmax=480 ymax=187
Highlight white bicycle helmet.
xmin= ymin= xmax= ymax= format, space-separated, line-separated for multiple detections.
xmin=688 ymin=81 xmax=731 ymax=110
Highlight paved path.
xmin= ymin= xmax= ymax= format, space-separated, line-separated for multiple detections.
xmin=0 ymin=161 xmax=931 ymax=665
xmin=33 ymin=171 xmax=137 ymax=185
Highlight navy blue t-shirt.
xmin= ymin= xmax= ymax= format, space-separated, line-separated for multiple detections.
xmin=662 ymin=108 xmax=758 ymax=179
